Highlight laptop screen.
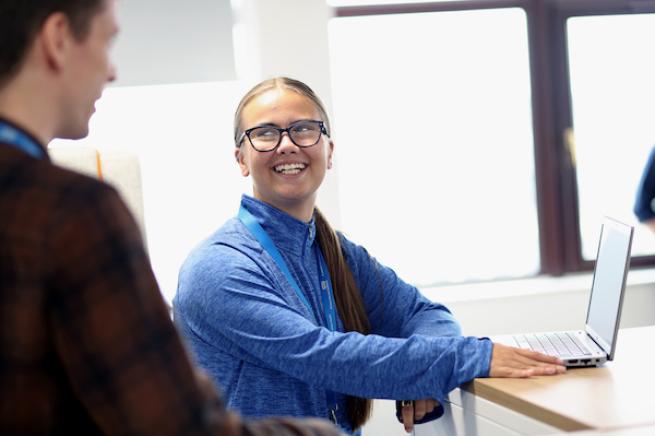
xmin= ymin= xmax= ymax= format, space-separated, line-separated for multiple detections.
xmin=585 ymin=217 xmax=633 ymax=355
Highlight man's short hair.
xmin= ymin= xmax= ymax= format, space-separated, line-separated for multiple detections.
xmin=0 ymin=0 xmax=105 ymax=85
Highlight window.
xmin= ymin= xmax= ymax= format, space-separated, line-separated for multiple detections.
xmin=566 ymin=13 xmax=655 ymax=259
xmin=329 ymin=0 xmax=655 ymax=284
xmin=329 ymin=8 xmax=539 ymax=285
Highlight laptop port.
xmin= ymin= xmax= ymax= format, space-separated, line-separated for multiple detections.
xmin=581 ymin=359 xmax=590 ymax=364
xmin=568 ymin=359 xmax=579 ymax=364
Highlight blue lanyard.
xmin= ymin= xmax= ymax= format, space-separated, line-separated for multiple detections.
xmin=316 ymin=248 xmax=337 ymax=331
xmin=238 ymin=206 xmax=338 ymax=328
xmin=238 ymin=206 xmax=341 ymax=423
xmin=0 ymin=121 xmax=46 ymax=159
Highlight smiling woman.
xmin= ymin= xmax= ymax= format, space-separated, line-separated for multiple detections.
xmin=173 ymin=77 xmax=565 ymax=436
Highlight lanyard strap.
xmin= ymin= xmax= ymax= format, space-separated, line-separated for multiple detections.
xmin=239 ymin=206 xmax=313 ymax=312
xmin=238 ymin=206 xmax=341 ymax=423
xmin=0 ymin=121 xmax=46 ymax=159
xmin=314 ymin=247 xmax=339 ymax=424
xmin=316 ymin=249 xmax=337 ymax=331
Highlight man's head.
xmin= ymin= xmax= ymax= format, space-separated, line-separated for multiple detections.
xmin=0 ymin=0 xmax=118 ymax=140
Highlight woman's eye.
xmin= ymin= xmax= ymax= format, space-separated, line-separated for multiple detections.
xmin=291 ymin=123 xmax=316 ymax=133
xmin=253 ymin=128 xmax=277 ymax=139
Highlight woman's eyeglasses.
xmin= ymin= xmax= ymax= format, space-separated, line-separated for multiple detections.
xmin=238 ymin=120 xmax=329 ymax=152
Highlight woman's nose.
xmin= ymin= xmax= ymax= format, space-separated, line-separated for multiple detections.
xmin=276 ymin=132 xmax=298 ymax=153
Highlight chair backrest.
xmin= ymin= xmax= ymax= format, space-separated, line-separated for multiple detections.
xmin=49 ymin=146 xmax=147 ymax=246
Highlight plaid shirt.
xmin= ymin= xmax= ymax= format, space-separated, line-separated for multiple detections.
xmin=0 ymin=135 xmax=340 ymax=436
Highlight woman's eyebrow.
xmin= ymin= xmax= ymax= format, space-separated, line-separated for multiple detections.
xmin=251 ymin=122 xmax=279 ymax=128
xmin=251 ymin=119 xmax=314 ymax=129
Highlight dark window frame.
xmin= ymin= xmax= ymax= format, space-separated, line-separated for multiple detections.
xmin=333 ymin=0 xmax=655 ymax=276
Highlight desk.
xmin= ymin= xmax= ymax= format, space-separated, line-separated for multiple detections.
xmin=415 ymin=326 xmax=655 ymax=436
xmin=559 ymin=424 xmax=655 ymax=435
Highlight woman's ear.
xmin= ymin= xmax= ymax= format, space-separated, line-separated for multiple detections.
xmin=327 ymin=139 xmax=335 ymax=169
xmin=235 ymin=147 xmax=250 ymax=177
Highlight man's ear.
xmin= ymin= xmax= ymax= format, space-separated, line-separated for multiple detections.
xmin=235 ymin=147 xmax=250 ymax=177
xmin=327 ymin=139 xmax=335 ymax=169
xmin=39 ymin=12 xmax=74 ymax=72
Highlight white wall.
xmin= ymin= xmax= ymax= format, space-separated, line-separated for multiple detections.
xmin=112 ymin=0 xmax=235 ymax=86
xmin=425 ymin=271 xmax=655 ymax=336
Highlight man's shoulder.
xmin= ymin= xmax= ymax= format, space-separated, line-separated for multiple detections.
xmin=0 ymin=145 xmax=130 ymax=243
xmin=1 ymin=144 xmax=117 ymax=200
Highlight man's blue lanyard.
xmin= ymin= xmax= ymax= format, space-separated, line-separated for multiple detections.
xmin=0 ymin=121 xmax=46 ymax=159
xmin=238 ymin=206 xmax=341 ymax=424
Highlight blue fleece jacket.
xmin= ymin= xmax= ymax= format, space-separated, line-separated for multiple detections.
xmin=174 ymin=195 xmax=492 ymax=434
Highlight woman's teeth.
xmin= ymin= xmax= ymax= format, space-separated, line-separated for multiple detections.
xmin=274 ymin=163 xmax=306 ymax=175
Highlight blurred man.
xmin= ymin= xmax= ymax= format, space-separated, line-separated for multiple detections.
xmin=634 ymin=146 xmax=655 ymax=233
xmin=0 ymin=1 xmax=340 ymax=434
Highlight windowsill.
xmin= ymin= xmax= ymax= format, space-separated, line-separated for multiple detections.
xmin=420 ymin=267 xmax=655 ymax=304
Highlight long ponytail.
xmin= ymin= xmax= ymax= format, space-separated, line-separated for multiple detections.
xmin=314 ymin=208 xmax=372 ymax=430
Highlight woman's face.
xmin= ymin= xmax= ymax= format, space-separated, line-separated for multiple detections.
xmin=236 ymin=88 xmax=334 ymax=220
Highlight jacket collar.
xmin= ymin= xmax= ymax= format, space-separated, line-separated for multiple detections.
xmin=240 ymin=195 xmax=317 ymax=257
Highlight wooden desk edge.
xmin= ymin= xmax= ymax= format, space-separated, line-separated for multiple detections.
xmin=461 ymin=380 xmax=593 ymax=432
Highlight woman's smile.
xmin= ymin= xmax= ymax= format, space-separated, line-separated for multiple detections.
xmin=273 ymin=162 xmax=308 ymax=175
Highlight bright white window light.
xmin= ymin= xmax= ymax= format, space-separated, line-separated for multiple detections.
xmin=329 ymin=8 xmax=539 ymax=285
xmin=567 ymin=13 xmax=655 ymax=259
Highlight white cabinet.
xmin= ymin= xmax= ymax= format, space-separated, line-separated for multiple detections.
xmin=414 ymin=389 xmax=560 ymax=436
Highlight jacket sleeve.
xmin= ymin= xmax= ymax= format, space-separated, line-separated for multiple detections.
xmin=47 ymin=181 xmax=340 ymax=436
xmin=338 ymin=234 xmax=462 ymax=339
xmin=634 ymin=145 xmax=655 ymax=222
xmin=175 ymin=240 xmax=492 ymax=403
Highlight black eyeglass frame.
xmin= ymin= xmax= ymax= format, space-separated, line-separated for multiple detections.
xmin=238 ymin=120 xmax=330 ymax=152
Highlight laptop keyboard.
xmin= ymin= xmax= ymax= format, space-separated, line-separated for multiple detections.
xmin=512 ymin=332 xmax=591 ymax=357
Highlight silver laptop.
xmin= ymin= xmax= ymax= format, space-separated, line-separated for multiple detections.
xmin=495 ymin=217 xmax=633 ymax=367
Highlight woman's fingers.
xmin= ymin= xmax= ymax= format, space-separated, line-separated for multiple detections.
xmin=401 ymin=401 xmax=414 ymax=433
xmin=400 ymin=398 xmax=438 ymax=433
xmin=413 ymin=399 xmax=427 ymax=420
xmin=516 ymin=347 xmax=565 ymax=364
xmin=490 ymin=343 xmax=567 ymax=377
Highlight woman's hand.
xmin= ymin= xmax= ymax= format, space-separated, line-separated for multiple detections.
xmin=400 ymin=398 xmax=438 ymax=433
xmin=490 ymin=342 xmax=567 ymax=377
xmin=395 ymin=344 xmax=563 ymax=433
